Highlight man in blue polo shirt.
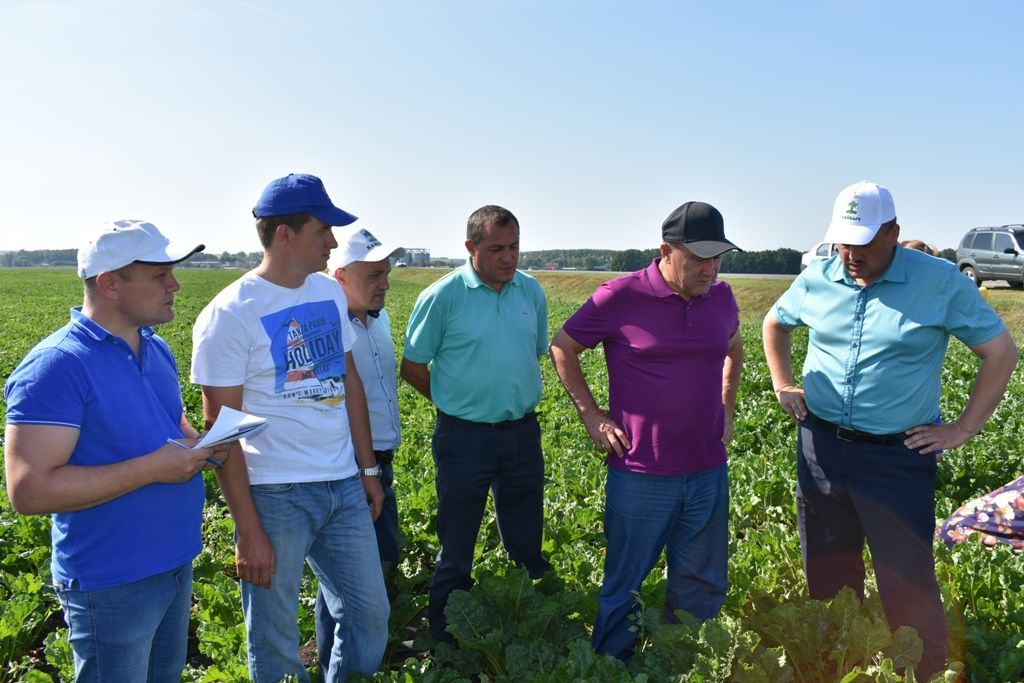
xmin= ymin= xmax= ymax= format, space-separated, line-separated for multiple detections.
xmin=401 ymin=204 xmax=553 ymax=642
xmin=4 ymin=219 xmax=213 ymax=682
xmin=763 ymin=181 xmax=1018 ymax=679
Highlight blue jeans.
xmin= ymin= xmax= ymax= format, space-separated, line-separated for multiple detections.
xmin=314 ymin=463 xmax=398 ymax=674
xmin=429 ymin=411 xmax=552 ymax=640
xmin=244 ymin=477 xmax=389 ymax=683
xmin=592 ymin=465 xmax=729 ymax=661
xmin=797 ymin=418 xmax=945 ymax=679
xmin=54 ymin=563 xmax=193 ymax=683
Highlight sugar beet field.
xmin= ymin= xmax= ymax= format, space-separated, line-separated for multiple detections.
xmin=2 ymin=267 xmax=1024 ymax=682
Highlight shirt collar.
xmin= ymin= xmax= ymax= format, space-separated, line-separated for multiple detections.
xmin=882 ymin=246 xmax=907 ymax=283
xmin=645 ymin=258 xmax=675 ymax=298
xmin=69 ymin=307 xmax=154 ymax=343
xmin=348 ymin=309 xmax=381 ymax=323
xmin=646 ymin=257 xmax=713 ymax=299
xmin=460 ymin=262 xmax=519 ymax=290
xmin=826 ymin=246 xmax=905 ymax=285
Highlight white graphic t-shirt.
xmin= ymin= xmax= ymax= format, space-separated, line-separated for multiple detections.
xmin=191 ymin=272 xmax=358 ymax=484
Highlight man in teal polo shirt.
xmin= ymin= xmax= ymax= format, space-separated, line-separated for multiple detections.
xmin=763 ymin=181 xmax=1018 ymax=679
xmin=401 ymin=204 xmax=552 ymax=642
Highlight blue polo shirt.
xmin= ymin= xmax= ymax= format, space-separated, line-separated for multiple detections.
xmin=4 ymin=308 xmax=204 ymax=590
xmin=773 ymin=247 xmax=1005 ymax=434
xmin=403 ymin=263 xmax=547 ymax=423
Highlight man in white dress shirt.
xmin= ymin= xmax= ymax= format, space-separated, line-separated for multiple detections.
xmin=315 ymin=226 xmax=405 ymax=674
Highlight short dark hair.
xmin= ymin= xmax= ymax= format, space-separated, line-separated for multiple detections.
xmin=467 ymin=205 xmax=519 ymax=245
xmin=255 ymin=213 xmax=311 ymax=248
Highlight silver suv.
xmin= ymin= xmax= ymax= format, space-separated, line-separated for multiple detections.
xmin=956 ymin=225 xmax=1024 ymax=288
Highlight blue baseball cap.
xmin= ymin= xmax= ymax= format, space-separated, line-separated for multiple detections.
xmin=252 ymin=173 xmax=358 ymax=226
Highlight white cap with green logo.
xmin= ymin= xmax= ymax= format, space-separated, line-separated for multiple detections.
xmin=823 ymin=181 xmax=896 ymax=246
xmin=328 ymin=226 xmax=405 ymax=272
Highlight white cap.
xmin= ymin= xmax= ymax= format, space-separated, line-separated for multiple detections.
xmin=328 ymin=226 xmax=405 ymax=272
xmin=77 ymin=219 xmax=205 ymax=279
xmin=823 ymin=181 xmax=896 ymax=246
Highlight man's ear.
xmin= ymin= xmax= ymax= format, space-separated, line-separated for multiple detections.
xmin=94 ymin=271 xmax=121 ymax=299
xmin=333 ymin=267 xmax=346 ymax=286
xmin=274 ymin=223 xmax=293 ymax=247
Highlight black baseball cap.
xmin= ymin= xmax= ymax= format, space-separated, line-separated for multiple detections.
xmin=661 ymin=201 xmax=740 ymax=258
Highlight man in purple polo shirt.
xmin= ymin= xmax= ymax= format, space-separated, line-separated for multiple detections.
xmin=549 ymin=201 xmax=744 ymax=661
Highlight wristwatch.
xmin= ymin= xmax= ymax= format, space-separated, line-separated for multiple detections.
xmin=360 ymin=464 xmax=382 ymax=478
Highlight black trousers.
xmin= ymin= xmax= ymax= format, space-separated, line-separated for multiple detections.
xmin=796 ymin=417 xmax=946 ymax=679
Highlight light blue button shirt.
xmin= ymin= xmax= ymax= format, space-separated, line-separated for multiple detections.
xmin=403 ymin=263 xmax=547 ymax=423
xmin=773 ymin=246 xmax=1005 ymax=433
xmin=349 ymin=308 xmax=400 ymax=450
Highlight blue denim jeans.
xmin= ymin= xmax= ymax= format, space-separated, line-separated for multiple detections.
xmin=54 ymin=563 xmax=193 ymax=683
xmin=592 ymin=465 xmax=729 ymax=660
xmin=314 ymin=463 xmax=398 ymax=674
xmin=797 ymin=418 xmax=946 ymax=679
xmin=429 ymin=411 xmax=552 ymax=640
xmin=243 ymin=476 xmax=389 ymax=683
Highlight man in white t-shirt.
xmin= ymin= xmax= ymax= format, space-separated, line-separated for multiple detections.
xmin=191 ymin=174 xmax=389 ymax=683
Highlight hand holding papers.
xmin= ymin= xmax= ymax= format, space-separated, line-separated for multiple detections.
xmin=167 ymin=407 xmax=268 ymax=468
xmin=193 ymin=406 xmax=268 ymax=448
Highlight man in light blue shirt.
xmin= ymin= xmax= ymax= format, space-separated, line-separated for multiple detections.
xmin=401 ymin=204 xmax=552 ymax=642
xmin=315 ymin=226 xmax=406 ymax=674
xmin=763 ymin=181 xmax=1018 ymax=679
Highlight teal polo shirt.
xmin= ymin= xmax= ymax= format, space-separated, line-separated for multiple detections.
xmin=403 ymin=263 xmax=547 ymax=423
xmin=773 ymin=246 xmax=1005 ymax=434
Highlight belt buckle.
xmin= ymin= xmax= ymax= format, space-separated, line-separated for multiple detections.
xmin=835 ymin=426 xmax=858 ymax=443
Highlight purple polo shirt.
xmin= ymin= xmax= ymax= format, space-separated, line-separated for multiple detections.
xmin=561 ymin=259 xmax=739 ymax=476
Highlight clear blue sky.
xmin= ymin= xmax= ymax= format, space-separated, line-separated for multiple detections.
xmin=1 ymin=1 xmax=1021 ymax=259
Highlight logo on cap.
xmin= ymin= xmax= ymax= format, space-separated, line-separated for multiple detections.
xmin=844 ymin=200 xmax=862 ymax=222
xmin=360 ymin=229 xmax=382 ymax=252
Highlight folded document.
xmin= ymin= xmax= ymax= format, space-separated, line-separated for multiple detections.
xmin=171 ymin=407 xmax=268 ymax=450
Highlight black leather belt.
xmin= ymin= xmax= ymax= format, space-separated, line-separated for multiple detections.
xmin=373 ymin=449 xmax=394 ymax=464
xmin=439 ymin=410 xmax=536 ymax=430
xmin=808 ymin=412 xmax=907 ymax=446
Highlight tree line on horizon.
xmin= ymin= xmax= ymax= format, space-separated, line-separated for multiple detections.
xmin=402 ymin=248 xmax=813 ymax=273
xmin=0 ymin=249 xmax=260 ymax=269
xmin=0 ymin=246 xmax=955 ymax=275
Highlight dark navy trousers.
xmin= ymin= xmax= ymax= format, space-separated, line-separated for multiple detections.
xmin=428 ymin=410 xmax=552 ymax=641
xmin=797 ymin=417 xmax=946 ymax=679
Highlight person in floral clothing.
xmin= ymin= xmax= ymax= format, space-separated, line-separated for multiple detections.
xmin=938 ymin=478 xmax=1024 ymax=549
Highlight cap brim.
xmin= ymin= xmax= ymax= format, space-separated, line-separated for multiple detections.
xmin=685 ymin=240 xmax=741 ymax=259
xmin=135 ymin=242 xmax=206 ymax=266
xmin=368 ymin=245 xmax=405 ymax=262
xmin=309 ymin=206 xmax=358 ymax=227
xmin=329 ymin=245 xmax=405 ymax=272
xmin=823 ymin=221 xmax=879 ymax=246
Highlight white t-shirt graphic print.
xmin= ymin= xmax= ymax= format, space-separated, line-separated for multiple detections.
xmin=191 ymin=272 xmax=358 ymax=484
